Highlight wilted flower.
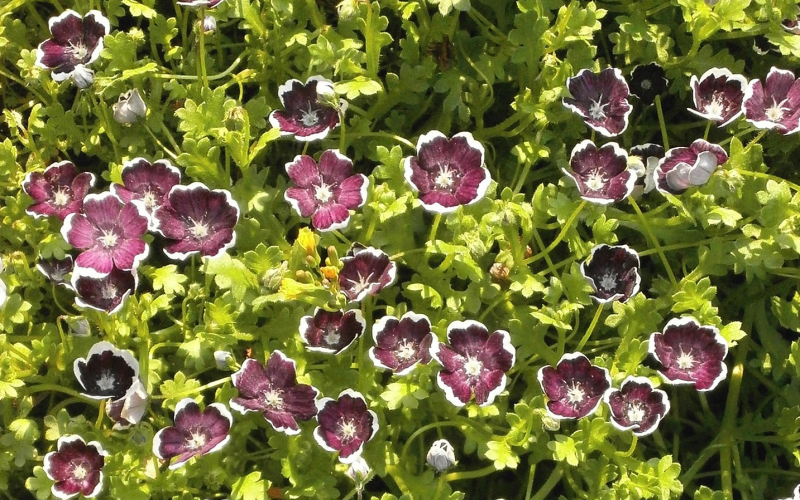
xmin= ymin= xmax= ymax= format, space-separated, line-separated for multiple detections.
xmin=35 ymin=10 xmax=110 ymax=87
xmin=111 ymin=158 xmax=181 ymax=229
xmin=299 ymin=308 xmax=366 ymax=354
xmin=43 ymin=435 xmax=108 ymax=499
xmin=369 ymin=312 xmax=435 ymax=375
xmin=563 ymin=68 xmax=632 ymax=137
xmin=688 ymin=68 xmax=747 ymax=127
xmin=537 ymin=352 xmax=611 ymax=420
xmin=269 ymin=76 xmax=345 ymax=142
xmin=742 ymin=67 xmax=800 ymax=135
xmin=629 ymin=63 xmax=667 ymax=105
xmin=427 ymin=439 xmax=456 ymax=472
xmin=604 ymin=376 xmax=670 ymax=437
xmin=630 ymin=143 xmax=664 ymax=194
xmin=581 ymin=244 xmax=641 ymax=304
xmin=314 ymin=389 xmax=379 ymax=463
xmin=106 ymin=378 xmax=148 ymax=430
xmin=22 ymin=161 xmax=96 ymax=220
xmin=71 ymin=267 xmax=137 ymax=314
xmin=112 ymin=89 xmax=147 ymax=125
xmin=338 ymin=246 xmax=397 ymax=302
xmin=565 ymin=140 xmax=635 ymax=204
xmin=153 ymin=398 xmax=233 ymax=469
xmin=654 ymin=139 xmax=728 ymax=195
xmin=73 ymin=341 xmax=139 ymax=400
xmin=37 ymin=255 xmax=74 ymax=288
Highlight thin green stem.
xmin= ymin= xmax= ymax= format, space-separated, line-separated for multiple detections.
xmin=429 ymin=213 xmax=443 ymax=242
xmin=654 ymin=95 xmax=669 ymax=151
xmin=524 ymin=463 xmax=536 ymax=500
xmin=628 ymin=196 xmax=677 ymax=286
xmin=738 ymin=170 xmax=800 ymax=193
xmin=339 ymin=110 xmax=347 ymax=153
xmin=575 ymin=303 xmax=604 ymax=352
xmin=616 ymin=436 xmax=638 ymax=458
xmin=198 ymin=8 xmax=208 ymax=88
xmin=143 ymin=123 xmax=179 ymax=160
xmin=153 ymin=53 xmax=246 ymax=81
xmin=703 ymin=121 xmax=711 ymax=141
xmin=523 ymin=200 xmax=587 ymax=266
xmin=95 ymin=399 xmax=106 ymax=429
xmin=443 ymin=464 xmax=496 ymax=482
xmin=345 ymin=132 xmax=415 ymax=150
xmin=22 ymin=384 xmax=99 ymax=404
xmin=152 ymin=376 xmax=231 ymax=400
xmin=529 ymin=464 xmax=564 ymax=500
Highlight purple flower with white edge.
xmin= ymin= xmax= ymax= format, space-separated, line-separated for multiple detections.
xmin=314 ymin=389 xmax=379 ymax=463
xmin=284 ymin=150 xmax=368 ymax=232
xmin=177 ymin=0 xmax=226 ymax=8
xmin=338 ymin=246 xmax=397 ymax=302
xmin=563 ymin=68 xmax=632 ymax=137
xmin=688 ymin=68 xmax=748 ymax=127
xmin=71 ymin=267 xmax=137 ymax=314
xmin=604 ymin=376 xmax=670 ymax=437
xmin=152 ymin=182 xmax=240 ymax=260
xmin=581 ymin=244 xmax=641 ymax=304
xmin=369 ymin=312 xmax=435 ymax=375
xmin=269 ymin=76 xmax=345 ymax=142
xmin=106 ymin=378 xmax=148 ymax=430
xmin=230 ymin=352 xmax=319 ymax=435
xmin=654 ymin=139 xmax=728 ymax=195
xmin=629 ymin=63 xmax=667 ymax=106
xmin=73 ymin=341 xmax=139 ymax=400
xmin=565 ymin=140 xmax=635 ymax=205
xmin=648 ymin=317 xmax=728 ymax=391
xmin=153 ymin=398 xmax=233 ymax=469
xmin=22 ymin=161 xmax=96 ymax=220
xmin=430 ymin=320 xmax=515 ymax=407
xmin=111 ymin=157 xmax=181 ymax=229
xmin=783 ymin=16 xmax=800 ymax=35
xmin=62 ymin=192 xmax=149 ymax=276
xmin=43 ymin=435 xmax=107 ymax=499
xmin=403 ymin=131 xmax=491 ymax=214
xmin=537 ymin=352 xmax=611 ymax=420
xmin=35 ymin=10 xmax=109 ymax=87
xmin=37 ymin=255 xmax=74 ymax=288
xmin=630 ymin=144 xmax=664 ymax=194
xmin=299 ymin=308 xmax=366 ymax=354
xmin=742 ymin=67 xmax=800 ymax=135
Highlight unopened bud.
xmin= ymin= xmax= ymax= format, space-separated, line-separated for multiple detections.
xmin=426 ymin=439 xmax=456 ymax=473
xmin=71 ymin=65 xmax=94 ymax=89
xmin=65 ymin=317 xmax=91 ymax=337
xmin=490 ymin=262 xmax=510 ymax=283
xmin=214 ymin=350 xmax=234 ymax=370
xmin=203 ymin=15 xmax=217 ymax=33
xmin=113 ymin=89 xmax=147 ymax=124
xmin=345 ymin=456 xmax=371 ymax=485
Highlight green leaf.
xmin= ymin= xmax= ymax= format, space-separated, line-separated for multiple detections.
xmin=232 ymin=471 xmax=269 ymax=500
xmin=123 ymin=0 xmax=158 ymax=18
xmin=335 ymin=76 xmax=384 ymax=100
xmin=24 ymin=466 xmax=52 ymax=500
xmin=379 ymin=381 xmax=428 ymax=410
xmin=426 ymin=0 xmax=470 ymax=15
xmin=0 ymin=419 xmax=39 ymax=466
xmin=159 ymin=372 xmax=201 ymax=409
xmin=204 ymin=253 xmax=259 ymax=302
xmin=147 ymin=264 xmax=188 ymax=296
xmin=548 ymin=435 xmax=581 ymax=466
xmin=484 ymin=439 xmax=519 ymax=470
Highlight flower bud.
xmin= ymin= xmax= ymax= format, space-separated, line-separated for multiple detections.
xmin=203 ymin=15 xmax=217 ymax=33
xmin=214 ymin=350 xmax=234 ymax=370
xmin=71 ymin=65 xmax=94 ymax=89
xmin=426 ymin=439 xmax=456 ymax=473
xmin=113 ymin=89 xmax=147 ymax=125
xmin=65 ymin=316 xmax=91 ymax=337
xmin=345 ymin=456 xmax=371 ymax=485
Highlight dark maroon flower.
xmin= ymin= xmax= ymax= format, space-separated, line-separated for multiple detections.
xmin=563 ymin=68 xmax=632 ymax=137
xmin=230 ymin=352 xmax=319 ymax=435
xmin=338 ymin=246 xmax=397 ymax=302
xmin=269 ymin=76 xmax=344 ymax=142
xmin=537 ymin=352 xmax=611 ymax=420
xmin=71 ymin=267 xmax=137 ymax=314
xmin=630 ymin=143 xmax=664 ymax=194
xmin=43 ymin=435 xmax=107 ymax=499
xmin=177 ymin=0 xmax=225 ymax=7
xmin=629 ymin=63 xmax=667 ymax=105
xmin=152 ymin=182 xmax=240 ymax=260
xmin=581 ymin=244 xmax=641 ymax=304
xmin=73 ymin=341 xmax=139 ymax=400
xmin=688 ymin=68 xmax=747 ymax=127
xmin=654 ymin=139 xmax=728 ymax=195
xmin=37 ymin=255 xmax=74 ymax=288
xmin=369 ymin=312 xmax=435 ymax=375
xmin=22 ymin=161 xmax=96 ymax=220
xmin=35 ymin=10 xmax=109 ymax=86
xmin=314 ymin=389 xmax=378 ymax=464
xmin=403 ymin=131 xmax=491 ymax=213
xmin=284 ymin=150 xmax=368 ymax=232
xmin=153 ymin=398 xmax=233 ymax=469
xmin=783 ymin=16 xmax=800 ymax=35
xmin=299 ymin=308 xmax=366 ymax=354
xmin=106 ymin=378 xmax=148 ymax=430
xmin=62 ymin=192 xmax=149 ymax=276
xmin=648 ymin=317 xmax=728 ymax=391
xmin=742 ymin=67 xmax=800 ymax=135
xmin=604 ymin=376 xmax=670 ymax=437
xmin=111 ymin=157 xmax=181 ymax=229
xmin=430 ymin=320 xmax=515 ymax=407
xmin=565 ymin=140 xmax=635 ymax=204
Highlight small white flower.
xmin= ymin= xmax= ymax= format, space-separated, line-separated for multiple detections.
xmin=113 ymin=89 xmax=147 ymax=125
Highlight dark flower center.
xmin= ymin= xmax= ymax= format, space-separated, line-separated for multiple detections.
xmin=463 ymin=356 xmax=483 ymax=378
xmin=189 ymin=218 xmax=210 ymax=239
xmin=338 ymin=418 xmax=358 ymax=442
xmin=566 ymin=382 xmax=585 ymax=404
xmin=588 ymin=96 xmax=609 ymax=120
xmin=396 ymin=341 xmax=416 ymax=361
xmin=433 ymin=165 xmax=457 ymax=190
xmin=625 ymin=402 xmax=646 ymax=423
xmin=69 ymin=40 xmax=89 ymax=62
xmin=263 ymin=388 xmax=284 ymax=410
xmin=53 ymin=186 xmax=71 ymax=206
xmin=101 ymin=284 xmax=118 ymax=300
xmin=186 ymin=429 xmax=207 ymax=450
xmin=765 ymin=97 xmax=789 ymax=122
xmin=299 ymin=103 xmax=320 ymax=127
xmin=640 ymin=79 xmax=652 ymax=90
xmin=314 ymin=183 xmax=334 ymax=203
xmin=676 ymin=348 xmax=696 ymax=370
xmin=98 ymin=229 xmax=119 ymax=249
xmin=585 ymin=169 xmax=607 ymax=192
xmin=70 ymin=461 xmax=90 ymax=480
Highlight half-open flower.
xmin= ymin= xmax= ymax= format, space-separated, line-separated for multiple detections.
xmin=22 ymin=161 xmax=96 ymax=220
xmin=783 ymin=16 xmax=800 ymax=35
xmin=37 ymin=255 xmax=74 ymax=288
xmin=71 ymin=267 xmax=137 ymax=314
xmin=111 ymin=158 xmax=181 ymax=228
xmin=112 ymin=89 xmax=147 ymax=125
xmin=654 ymin=139 xmax=728 ymax=195
xmin=630 ymin=143 xmax=664 ymax=194
xmin=230 ymin=352 xmax=319 ymax=435
xmin=581 ymin=244 xmax=641 ymax=304
xmin=688 ymin=68 xmax=747 ymax=127
xmin=153 ymin=398 xmax=233 ymax=469
xmin=284 ymin=150 xmax=368 ymax=232
xmin=314 ymin=389 xmax=378 ymax=464
xmin=35 ymin=10 xmax=109 ymax=86
xmin=106 ymin=378 xmax=148 ymax=430
xmin=152 ymin=183 xmax=240 ymax=260
xmin=565 ymin=140 xmax=635 ymax=204
xmin=537 ymin=352 xmax=611 ymax=420
xmin=43 ymin=435 xmax=108 ymax=499
xmin=629 ymin=63 xmax=667 ymax=106
xmin=604 ymin=376 xmax=669 ymax=437
xmin=369 ymin=312 xmax=435 ymax=375
xmin=648 ymin=317 xmax=728 ymax=391
xmin=563 ymin=68 xmax=632 ymax=137
xmin=430 ymin=320 xmax=515 ymax=407
xmin=338 ymin=246 xmax=397 ymax=302
xmin=269 ymin=76 xmax=344 ymax=142
xmin=742 ymin=67 xmax=800 ymax=135
xmin=73 ymin=341 xmax=139 ymax=400
xmin=299 ymin=308 xmax=366 ymax=354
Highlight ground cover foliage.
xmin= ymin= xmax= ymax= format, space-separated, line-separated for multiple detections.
xmin=2 ymin=0 xmax=800 ymax=498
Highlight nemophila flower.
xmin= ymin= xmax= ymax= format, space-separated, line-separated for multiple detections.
xmin=565 ymin=140 xmax=635 ymax=204
xmin=106 ymin=378 xmax=148 ymax=430
xmin=630 ymin=143 xmax=664 ymax=194
xmin=648 ymin=317 xmax=728 ymax=391
xmin=629 ymin=63 xmax=667 ymax=105
xmin=153 ymin=398 xmax=233 ymax=469
xmin=563 ymin=68 xmax=632 ymax=137
xmin=284 ymin=150 xmax=368 ymax=232
xmin=314 ymin=389 xmax=378 ymax=463
xmin=71 ymin=267 xmax=137 ymax=314
xmin=37 ymin=255 xmax=74 ymax=288
xmin=43 ymin=435 xmax=107 ymax=499
xmin=688 ymin=68 xmax=748 ymax=127
xmin=783 ymin=16 xmax=800 ymax=35
xmin=153 ymin=182 xmax=240 ymax=260
xmin=112 ymin=89 xmax=147 ymax=125
xmin=430 ymin=320 xmax=515 ymax=407
xmin=177 ymin=0 xmax=226 ymax=8
xmin=299 ymin=308 xmax=366 ymax=354
xmin=269 ymin=76 xmax=345 ymax=141
xmin=654 ymin=139 xmax=728 ymax=195
xmin=35 ymin=10 xmax=109 ymax=88
xmin=427 ymin=439 xmax=456 ymax=473
xmin=778 ymin=484 xmax=800 ymax=500
xmin=73 ymin=341 xmax=139 ymax=400
xmin=338 ymin=246 xmax=397 ymax=302
xmin=581 ymin=244 xmax=641 ymax=304
xmin=22 ymin=161 xmax=96 ymax=220
xmin=604 ymin=376 xmax=670 ymax=437
xmin=111 ymin=157 xmax=181 ymax=228
xmin=742 ymin=67 xmax=800 ymax=135
xmin=230 ymin=352 xmax=319 ymax=435
xmin=369 ymin=312 xmax=435 ymax=375
xmin=537 ymin=352 xmax=611 ymax=420
xmin=345 ymin=456 xmax=371 ymax=486
xmin=62 ymin=192 xmax=149 ymax=276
